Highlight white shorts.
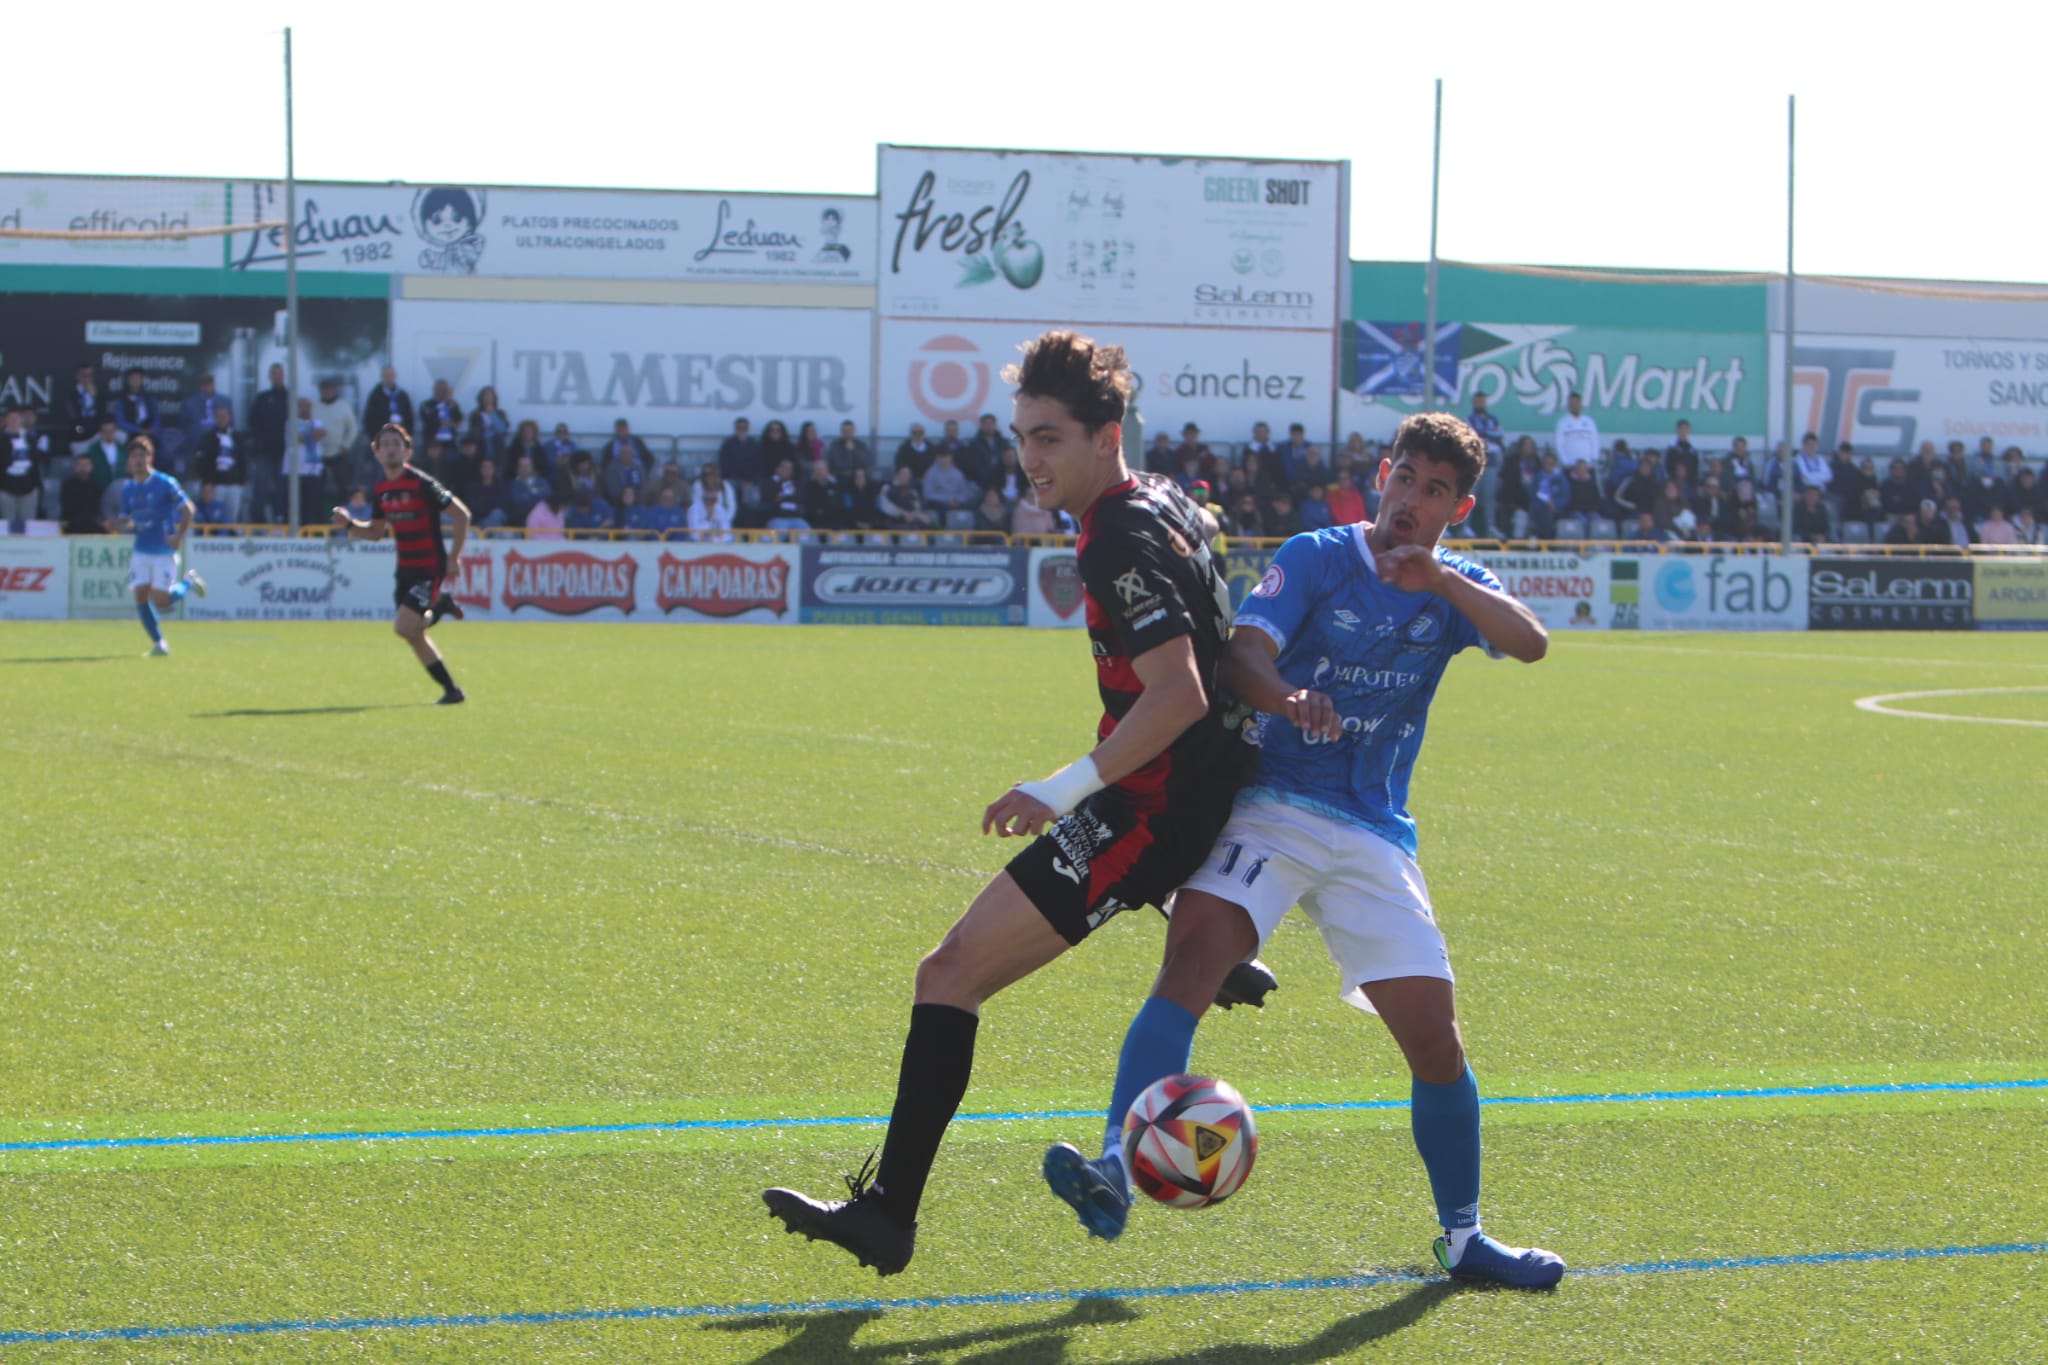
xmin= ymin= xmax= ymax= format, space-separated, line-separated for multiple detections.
xmin=129 ymin=552 xmax=180 ymax=593
xmin=1178 ymin=795 xmax=1451 ymax=1013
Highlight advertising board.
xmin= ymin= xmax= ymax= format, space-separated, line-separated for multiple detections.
xmin=1969 ymin=558 xmax=2048 ymax=630
xmin=800 ymin=544 xmax=1026 ymax=626
xmin=1808 ymin=557 xmax=1974 ymax=630
xmin=0 ymin=537 xmax=69 ymax=619
xmin=1620 ymin=554 xmax=1808 ymax=631
xmin=1780 ymin=334 xmax=2048 ymax=458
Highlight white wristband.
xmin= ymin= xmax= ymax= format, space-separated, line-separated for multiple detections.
xmin=1015 ymin=756 xmax=1107 ymax=819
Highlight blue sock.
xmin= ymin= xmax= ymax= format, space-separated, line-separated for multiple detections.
xmin=168 ymin=579 xmax=189 ymax=602
xmin=1411 ymin=1065 xmax=1482 ymax=1234
xmin=1102 ymin=996 xmax=1200 ymax=1162
xmin=136 ymin=601 xmax=162 ymax=643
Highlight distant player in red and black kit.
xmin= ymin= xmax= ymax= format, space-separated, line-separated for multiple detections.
xmin=332 ymin=423 xmax=471 ymax=704
xmin=765 ymin=330 xmax=1267 ymax=1275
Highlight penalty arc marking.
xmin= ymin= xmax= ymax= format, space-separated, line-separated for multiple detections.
xmin=1853 ymin=686 xmax=2048 ymax=728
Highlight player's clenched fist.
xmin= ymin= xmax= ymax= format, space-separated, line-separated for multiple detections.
xmin=983 ymin=787 xmax=1056 ymax=838
xmin=1282 ymin=689 xmax=1342 ymax=743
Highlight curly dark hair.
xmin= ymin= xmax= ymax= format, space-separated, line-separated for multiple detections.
xmin=1390 ymin=412 xmax=1486 ymax=497
xmin=1002 ymin=330 xmax=1133 ymax=432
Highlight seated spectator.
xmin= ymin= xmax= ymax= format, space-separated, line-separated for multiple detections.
xmin=1609 ymin=454 xmax=1659 ymax=523
xmin=763 ymin=457 xmax=806 ymax=533
xmin=415 ymin=439 xmax=455 ymax=491
xmin=1627 ymin=511 xmax=1675 ymax=545
xmin=1265 ymin=490 xmax=1303 ymax=539
xmin=508 ymin=455 xmax=552 ymax=526
xmin=985 ymin=445 xmax=1029 ymax=504
xmin=453 ymin=435 xmax=486 ymax=496
xmin=1175 ymin=422 xmax=1211 ymax=470
xmin=922 ymin=448 xmax=974 ymax=512
xmin=1145 ymin=431 xmax=1178 ymax=475
xmin=525 ymin=492 xmax=567 ymax=539
xmin=543 ymin=423 xmax=580 ymax=472
xmin=879 ymin=465 xmax=933 ymax=531
xmin=419 ymin=380 xmax=463 ymax=451
xmin=1227 ymin=490 xmax=1265 ymax=540
xmin=761 ymin=420 xmax=798 ymax=479
xmin=1724 ymin=436 xmax=1756 ymax=486
xmin=565 ymin=489 xmax=615 ymax=536
xmin=1298 ymin=481 xmax=1335 ymax=532
xmin=937 ymin=419 xmax=974 ymax=480
xmin=604 ymin=439 xmax=648 ymax=505
xmin=1938 ymin=495 xmax=1974 ymax=548
xmin=59 ymin=456 xmax=104 ymax=533
xmin=1326 ymin=472 xmax=1366 ymax=527
xmin=894 ymin=424 xmax=936 ymax=479
xmin=1275 ymin=424 xmax=1312 ymax=488
xmin=642 ymin=485 xmax=687 ymax=539
xmin=565 ymin=451 xmax=601 ymax=502
xmin=827 ymin=420 xmax=873 ymax=479
xmin=506 ymin=420 xmax=548 ymax=480
xmin=1791 ymin=485 xmax=1831 ymax=544
xmin=1998 ymin=445 xmax=2031 ymax=492
xmin=467 ymin=458 xmax=510 ymax=528
xmin=2010 ymin=467 xmax=2042 ymax=519
xmin=971 ymin=486 xmax=1011 ymax=535
xmin=964 ymin=413 xmax=1012 ymax=479
xmin=1296 ymin=443 xmax=1329 ymax=497
xmin=1653 ymin=480 xmax=1693 ymax=539
xmin=617 ymin=485 xmax=657 ymax=539
xmin=1009 ymin=485 xmax=1058 ymax=536
xmin=692 ymin=464 xmax=737 ymax=540
xmin=602 ymin=417 xmax=654 ymax=473
xmin=1529 ymin=452 xmax=1567 ymax=539
xmin=193 ymin=405 xmax=247 ymax=524
xmin=651 ymin=459 xmax=689 ymax=508
xmin=195 ymin=482 xmax=233 ymax=534
xmin=1883 ymin=510 xmax=1922 ymax=546
xmin=1694 ymin=475 xmax=1736 ymax=540
xmin=2011 ymin=506 xmax=2043 ymax=546
xmin=844 ymin=466 xmax=885 ymax=532
xmin=799 ymin=459 xmax=841 ymax=531
xmin=798 ymin=420 xmax=826 ymax=464
xmin=468 ymin=386 xmax=511 ymax=465
xmin=1566 ymin=460 xmax=1602 ymax=517
xmin=1977 ymin=504 xmax=2020 ymax=546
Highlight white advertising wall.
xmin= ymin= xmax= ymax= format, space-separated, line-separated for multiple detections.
xmin=182 ymin=538 xmax=397 ymax=622
xmin=222 ymin=182 xmax=877 ymax=284
xmin=876 ymin=147 xmax=1344 ymax=329
xmin=1774 ymin=332 xmax=2048 ymax=460
xmin=0 ymin=177 xmax=227 ymax=270
xmin=880 ymin=319 xmax=1335 ymax=443
xmin=391 ymin=299 xmax=875 ymax=436
xmin=0 ymin=537 xmax=69 ymax=620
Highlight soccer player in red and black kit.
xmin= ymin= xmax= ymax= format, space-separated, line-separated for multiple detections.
xmin=765 ymin=331 xmax=1265 ymax=1275
xmin=332 ymin=423 xmax=471 ymax=704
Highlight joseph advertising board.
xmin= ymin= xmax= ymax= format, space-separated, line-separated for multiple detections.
xmin=801 ymin=545 xmax=1027 ymax=626
xmin=391 ymin=299 xmax=873 ymax=436
xmin=877 ymin=147 xmax=1343 ymax=330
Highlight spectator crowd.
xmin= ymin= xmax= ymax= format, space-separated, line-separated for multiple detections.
xmin=7 ymin=365 xmax=2046 ymax=550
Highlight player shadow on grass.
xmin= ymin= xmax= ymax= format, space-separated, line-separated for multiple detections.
xmin=192 ymin=704 xmax=420 ymax=717
xmin=710 ymin=1278 xmax=1456 ymax=1364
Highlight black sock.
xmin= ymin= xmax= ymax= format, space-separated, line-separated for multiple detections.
xmin=426 ymin=660 xmax=455 ymax=691
xmin=872 ymin=1003 xmax=978 ymax=1224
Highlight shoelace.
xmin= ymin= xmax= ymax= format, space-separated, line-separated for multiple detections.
xmin=841 ymin=1147 xmax=881 ymax=1202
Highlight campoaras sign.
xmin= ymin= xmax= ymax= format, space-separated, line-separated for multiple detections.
xmin=502 ymin=548 xmax=637 ymax=617
xmin=656 ymin=550 xmax=789 ymax=617
xmin=441 ymin=543 xmax=800 ymax=623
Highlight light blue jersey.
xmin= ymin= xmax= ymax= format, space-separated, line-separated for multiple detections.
xmin=1232 ymin=524 xmax=1501 ymax=857
xmin=120 ymin=471 xmax=189 ymax=556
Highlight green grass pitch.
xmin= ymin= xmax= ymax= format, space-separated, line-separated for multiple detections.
xmin=1 ymin=620 xmax=2043 ymax=1361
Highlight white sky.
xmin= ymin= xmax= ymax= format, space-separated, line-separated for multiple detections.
xmin=12 ymin=0 xmax=2047 ymax=282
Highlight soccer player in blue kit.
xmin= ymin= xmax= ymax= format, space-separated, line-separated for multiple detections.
xmin=1043 ymin=411 xmax=1565 ymax=1288
xmin=114 ymin=436 xmax=206 ymax=656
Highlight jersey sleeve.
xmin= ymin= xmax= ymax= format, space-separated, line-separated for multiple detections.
xmin=1231 ymin=532 xmax=1324 ymax=654
xmin=418 ymin=472 xmax=455 ymax=510
xmin=1079 ymin=522 xmax=1198 ymax=659
xmin=1440 ymin=552 xmax=1505 ymax=656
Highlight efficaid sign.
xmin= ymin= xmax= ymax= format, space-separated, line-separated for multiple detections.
xmin=502 ymin=548 xmax=637 ymax=617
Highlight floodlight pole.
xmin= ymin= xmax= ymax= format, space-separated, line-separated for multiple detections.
xmin=285 ymin=26 xmax=303 ymax=536
xmin=1423 ymin=78 xmax=1442 ymax=413
xmin=1780 ymin=93 xmax=1795 ymax=554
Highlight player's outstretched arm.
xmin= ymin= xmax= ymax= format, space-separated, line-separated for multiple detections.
xmin=332 ymin=507 xmax=389 ymax=541
xmin=983 ymin=635 xmax=1209 ymax=839
xmin=1220 ymin=626 xmax=1342 ymax=741
xmin=1377 ymin=545 xmax=1547 ymax=662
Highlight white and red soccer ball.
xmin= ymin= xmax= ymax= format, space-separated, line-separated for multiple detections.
xmin=1121 ymin=1074 xmax=1257 ymax=1209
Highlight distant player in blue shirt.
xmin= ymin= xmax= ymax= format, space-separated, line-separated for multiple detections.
xmin=1044 ymin=412 xmax=1565 ymax=1288
xmin=114 ymin=437 xmax=206 ymax=656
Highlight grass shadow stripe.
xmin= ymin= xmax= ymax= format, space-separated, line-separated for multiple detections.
xmin=1 ymin=1241 xmax=2039 ymax=1346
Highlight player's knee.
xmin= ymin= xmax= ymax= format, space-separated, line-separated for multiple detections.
xmin=1407 ymin=1028 xmax=1467 ymax=1086
xmin=1158 ymin=906 xmax=1254 ymax=1002
xmin=913 ymin=934 xmax=976 ymax=1006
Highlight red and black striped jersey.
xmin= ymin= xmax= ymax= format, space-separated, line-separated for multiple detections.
xmin=373 ymin=465 xmax=455 ymax=573
xmin=1077 ymin=472 xmax=1251 ymax=808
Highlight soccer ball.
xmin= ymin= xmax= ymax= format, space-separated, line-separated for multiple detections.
xmin=1121 ymin=1074 xmax=1257 ymax=1209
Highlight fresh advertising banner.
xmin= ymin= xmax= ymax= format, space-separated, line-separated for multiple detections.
xmin=0 ymin=292 xmax=389 ymax=461
xmin=1617 ymin=554 xmax=1809 ymax=631
xmin=223 ymin=182 xmax=876 ymax=284
xmin=1779 ymin=334 xmax=2048 ymax=458
xmin=179 ymin=539 xmax=798 ymax=624
xmin=801 ymin=544 xmax=1027 ymax=626
xmin=1969 ymin=558 xmax=2048 ymax=630
xmin=1340 ymin=324 xmax=1767 ymax=445
xmin=391 ymin=299 xmax=873 ymax=436
xmin=67 ymin=539 xmax=135 ymax=619
xmin=880 ymin=319 xmax=1334 ymax=444
xmin=1027 ymin=546 xmax=1085 ymax=629
xmin=1808 ymin=557 xmax=1975 ymax=631
xmin=0 ymin=537 xmax=69 ymax=619
xmin=876 ymin=147 xmax=1343 ymax=329
xmin=0 ymin=176 xmax=228 ymax=270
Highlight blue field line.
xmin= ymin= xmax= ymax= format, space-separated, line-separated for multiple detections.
xmin=0 ymin=1077 xmax=2042 ymax=1158
xmin=0 ymin=1240 xmax=2039 ymax=1346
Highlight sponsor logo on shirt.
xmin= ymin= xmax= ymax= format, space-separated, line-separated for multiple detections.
xmin=1310 ymin=655 xmax=1423 ymax=691
xmin=657 ymin=551 xmax=790 ymax=617
xmin=1251 ymin=564 xmax=1285 ymax=598
xmin=1332 ymin=609 xmax=1360 ymax=631
xmin=1112 ymin=569 xmax=1149 ymax=605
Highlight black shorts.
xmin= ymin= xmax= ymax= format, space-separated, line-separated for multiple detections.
xmin=394 ymin=571 xmax=441 ymax=613
xmin=1007 ymin=780 xmax=1241 ymax=946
